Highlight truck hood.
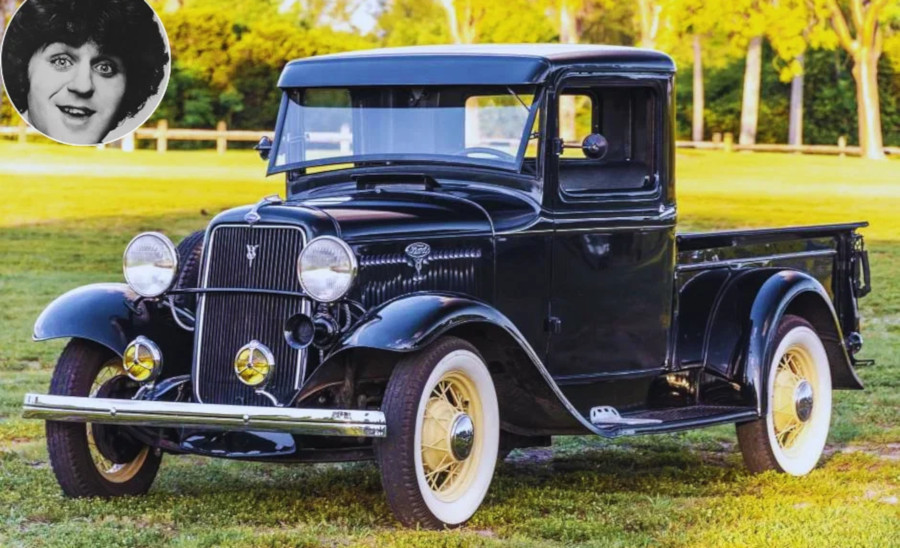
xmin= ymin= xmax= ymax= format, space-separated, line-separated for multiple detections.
xmin=211 ymin=185 xmax=541 ymax=241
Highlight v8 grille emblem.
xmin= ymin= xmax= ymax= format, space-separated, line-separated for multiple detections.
xmin=246 ymin=244 xmax=259 ymax=267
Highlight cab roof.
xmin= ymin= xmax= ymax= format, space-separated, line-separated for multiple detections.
xmin=278 ymin=44 xmax=676 ymax=88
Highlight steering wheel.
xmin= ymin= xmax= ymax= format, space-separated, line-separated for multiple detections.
xmin=454 ymin=147 xmax=516 ymax=162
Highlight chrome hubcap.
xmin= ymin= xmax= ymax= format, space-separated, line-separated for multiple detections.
xmin=449 ymin=413 xmax=474 ymax=461
xmin=794 ymin=380 xmax=814 ymax=422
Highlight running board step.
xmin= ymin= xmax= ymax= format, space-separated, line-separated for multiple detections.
xmin=590 ymin=406 xmax=662 ymax=426
xmin=587 ymin=404 xmax=759 ymax=437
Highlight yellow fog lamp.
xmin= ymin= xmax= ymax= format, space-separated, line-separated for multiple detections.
xmin=234 ymin=340 xmax=276 ymax=387
xmin=123 ymin=336 xmax=163 ymax=382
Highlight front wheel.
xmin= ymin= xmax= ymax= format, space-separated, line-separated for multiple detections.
xmin=737 ymin=315 xmax=833 ymax=476
xmin=46 ymin=339 xmax=162 ymax=497
xmin=375 ymin=337 xmax=500 ymax=528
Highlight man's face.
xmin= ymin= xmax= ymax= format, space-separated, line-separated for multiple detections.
xmin=26 ymin=41 xmax=126 ymax=145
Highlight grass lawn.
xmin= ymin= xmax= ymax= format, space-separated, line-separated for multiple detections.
xmin=0 ymin=143 xmax=897 ymax=547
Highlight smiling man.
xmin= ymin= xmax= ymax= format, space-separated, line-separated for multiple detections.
xmin=25 ymin=41 xmax=126 ymax=145
xmin=1 ymin=0 xmax=169 ymax=146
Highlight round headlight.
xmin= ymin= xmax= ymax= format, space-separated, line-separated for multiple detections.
xmin=123 ymin=232 xmax=178 ymax=298
xmin=297 ymin=236 xmax=357 ymax=302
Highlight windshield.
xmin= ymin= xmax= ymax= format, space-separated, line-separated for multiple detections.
xmin=270 ymin=85 xmax=541 ymax=174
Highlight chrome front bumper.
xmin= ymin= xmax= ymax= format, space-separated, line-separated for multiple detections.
xmin=22 ymin=394 xmax=386 ymax=438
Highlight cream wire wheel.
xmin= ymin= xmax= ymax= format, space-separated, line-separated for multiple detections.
xmin=420 ymin=371 xmax=483 ymax=501
xmin=376 ymin=337 xmax=499 ymax=529
xmin=46 ymin=339 xmax=162 ymax=497
xmin=737 ymin=315 xmax=832 ymax=476
xmin=86 ymin=361 xmax=151 ymax=483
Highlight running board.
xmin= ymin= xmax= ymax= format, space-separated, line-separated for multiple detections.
xmin=589 ymin=405 xmax=758 ymax=437
xmin=590 ymin=406 xmax=661 ymax=426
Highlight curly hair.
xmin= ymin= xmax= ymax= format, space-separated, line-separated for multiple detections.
xmin=1 ymin=0 xmax=169 ymax=127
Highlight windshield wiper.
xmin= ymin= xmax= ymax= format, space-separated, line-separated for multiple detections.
xmin=507 ymin=87 xmax=530 ymax=113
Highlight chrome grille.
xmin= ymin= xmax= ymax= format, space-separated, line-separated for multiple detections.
xmin=194 ymin=225 xmax=309 ymax=406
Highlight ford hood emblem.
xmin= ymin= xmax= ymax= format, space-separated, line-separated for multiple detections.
xmin=405 ymin=242 xmax=431 ymax=276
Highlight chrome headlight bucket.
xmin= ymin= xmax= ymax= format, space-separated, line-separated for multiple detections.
xmin=123 ymin=232 xmax=178 ymax=298
xmin=123 ymin=336 xmax=163 ymax=382
xmin=297 ymin=236 xmax=357 ymax=303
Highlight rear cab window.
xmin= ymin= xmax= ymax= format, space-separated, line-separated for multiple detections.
xmin=557 ymin=84 xmax=658 ymax=197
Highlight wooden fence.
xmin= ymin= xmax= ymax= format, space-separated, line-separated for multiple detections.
xmin=2 ymin=121 xmax=898 ymax=157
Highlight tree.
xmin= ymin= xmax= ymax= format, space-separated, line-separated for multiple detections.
xmin=546 ymin=0 xmax=590 ymax=141
xmin=578 ymin=0 xmax=637 ymax=45
xmin=637 ymin=0 xmax=665 ymax=48
xmin=727 ymin=0 xmax=769 ymax=145
xmin=765 ymin=0 xmax=811 ymax=145
xmin=812 ymin=0 xmax=897 ymax=159
xmin=376 ymin=0 xmax=452 ymax=45
xmin=377 ymin=0 xmax=554 ymax=46
xmin=658 ymin=0 xmax=724 ymax=141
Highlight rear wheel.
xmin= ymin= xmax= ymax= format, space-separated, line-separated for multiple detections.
xmin=46 ymin=339 xmax=162 ymax=497
xmin=376 ymin=337 xmax=499 ymax=528
xmin=737 ymin=315 xmax=832 ymax=476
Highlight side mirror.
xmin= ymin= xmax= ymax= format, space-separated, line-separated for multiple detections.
xmin=581 ymin=133 xmax=608 ymax=160
xmin=255 ymin=135 xmax=273 ymax=161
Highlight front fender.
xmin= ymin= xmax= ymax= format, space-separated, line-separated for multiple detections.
xmin=34 ymin=283 xmax=195 ymax=376
xmin=336 ymin=293 xmax=518 ymax=354
xmin=302 ymin=293 xmax=600 ymax=436
xmin=34 ymin=283 xmax=143 ymax=356
xmin=743 ymin=271 xmax=862 ymax=414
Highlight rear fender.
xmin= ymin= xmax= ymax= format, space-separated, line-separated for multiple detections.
xmin=702 ymin=270 xmax=862 ymax=414
xmin=302 ymin=293 xmax=589 ymax=435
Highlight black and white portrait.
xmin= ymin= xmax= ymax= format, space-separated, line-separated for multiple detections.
xmin=1 ymin=0 xmax=170 ymax=146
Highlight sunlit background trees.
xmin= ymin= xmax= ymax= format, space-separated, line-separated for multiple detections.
xmin=1 ymin=0 xmax=897 ymax=157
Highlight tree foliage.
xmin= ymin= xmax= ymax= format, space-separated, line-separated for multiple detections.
xmin=1 ymin=0 xmax=896 ymax=148
xmin=151 ymin=0 xmax=374 ymax=131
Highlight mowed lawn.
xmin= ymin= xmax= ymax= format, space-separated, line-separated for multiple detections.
xmin=0 ymin=142 xmax=897 ymax=547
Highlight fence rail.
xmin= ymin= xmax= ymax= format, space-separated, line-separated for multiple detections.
xmin=2 ymin=121 xmax=898 ymax=157
xmin=677 ymin=132 xmax=900 ymax=156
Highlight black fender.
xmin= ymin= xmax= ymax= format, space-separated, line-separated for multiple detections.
xmin=33 ymin=283 xmax=194 ymax=376
xmin=302 ymin=293 xmax=592 ymax=435
xmin=34 ymin=283 xmax=142 ymax=355
xmin=701 ymin=269 xmax=862 ymax=414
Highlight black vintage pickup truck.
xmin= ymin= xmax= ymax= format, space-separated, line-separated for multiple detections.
xmin=24 ymin=45 xmax=872 ymax=529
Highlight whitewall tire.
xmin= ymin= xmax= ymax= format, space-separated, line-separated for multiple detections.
xmin=737 ymin=315 xmax=832 ymax=476
xmin=376 ymin=336 xmax=500 ymax=528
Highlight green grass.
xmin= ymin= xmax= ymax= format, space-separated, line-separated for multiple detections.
xmin=0 ymin=143 xmax=897 ymax=546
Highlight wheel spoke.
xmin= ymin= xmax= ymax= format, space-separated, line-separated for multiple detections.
xmin=434 ymin=381 xmax=450 ymax=402
xmin=773 ymin=407 xmax=794 ymax=425
xmin=776 ymin=420 xmax=803 ymax=448
xmin=424 ymin=399 xmax=453 ymax=428
xmin=779 ymin=359 xmax=804 ymax=385
xmin=425 ymin=454 xmax=454 ymax=491
xmin=83 ymin=361 xmax=149 ymax=482
xmin=425 ymin=454 xmax=453 ymax=478
xmin=447 ymin=383 xmax=465 ymax=412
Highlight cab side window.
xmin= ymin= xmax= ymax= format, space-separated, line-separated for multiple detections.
xmin=557 ymin=85 xmax=656 ymax=194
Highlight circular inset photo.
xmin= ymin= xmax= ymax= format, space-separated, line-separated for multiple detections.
xmin=1 ymin=0 xmax=170 ymax=146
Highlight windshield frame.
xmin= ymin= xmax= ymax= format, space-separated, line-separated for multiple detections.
xmin=266 ymin=85 xmax=545 ymax=178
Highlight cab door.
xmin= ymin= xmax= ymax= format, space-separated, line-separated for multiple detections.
xmin=545 ymin=75 xmax=676 ymax=414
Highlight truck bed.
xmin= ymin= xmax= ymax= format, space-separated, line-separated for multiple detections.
xmin=674 ymin=221 xmax=870 ymax=369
